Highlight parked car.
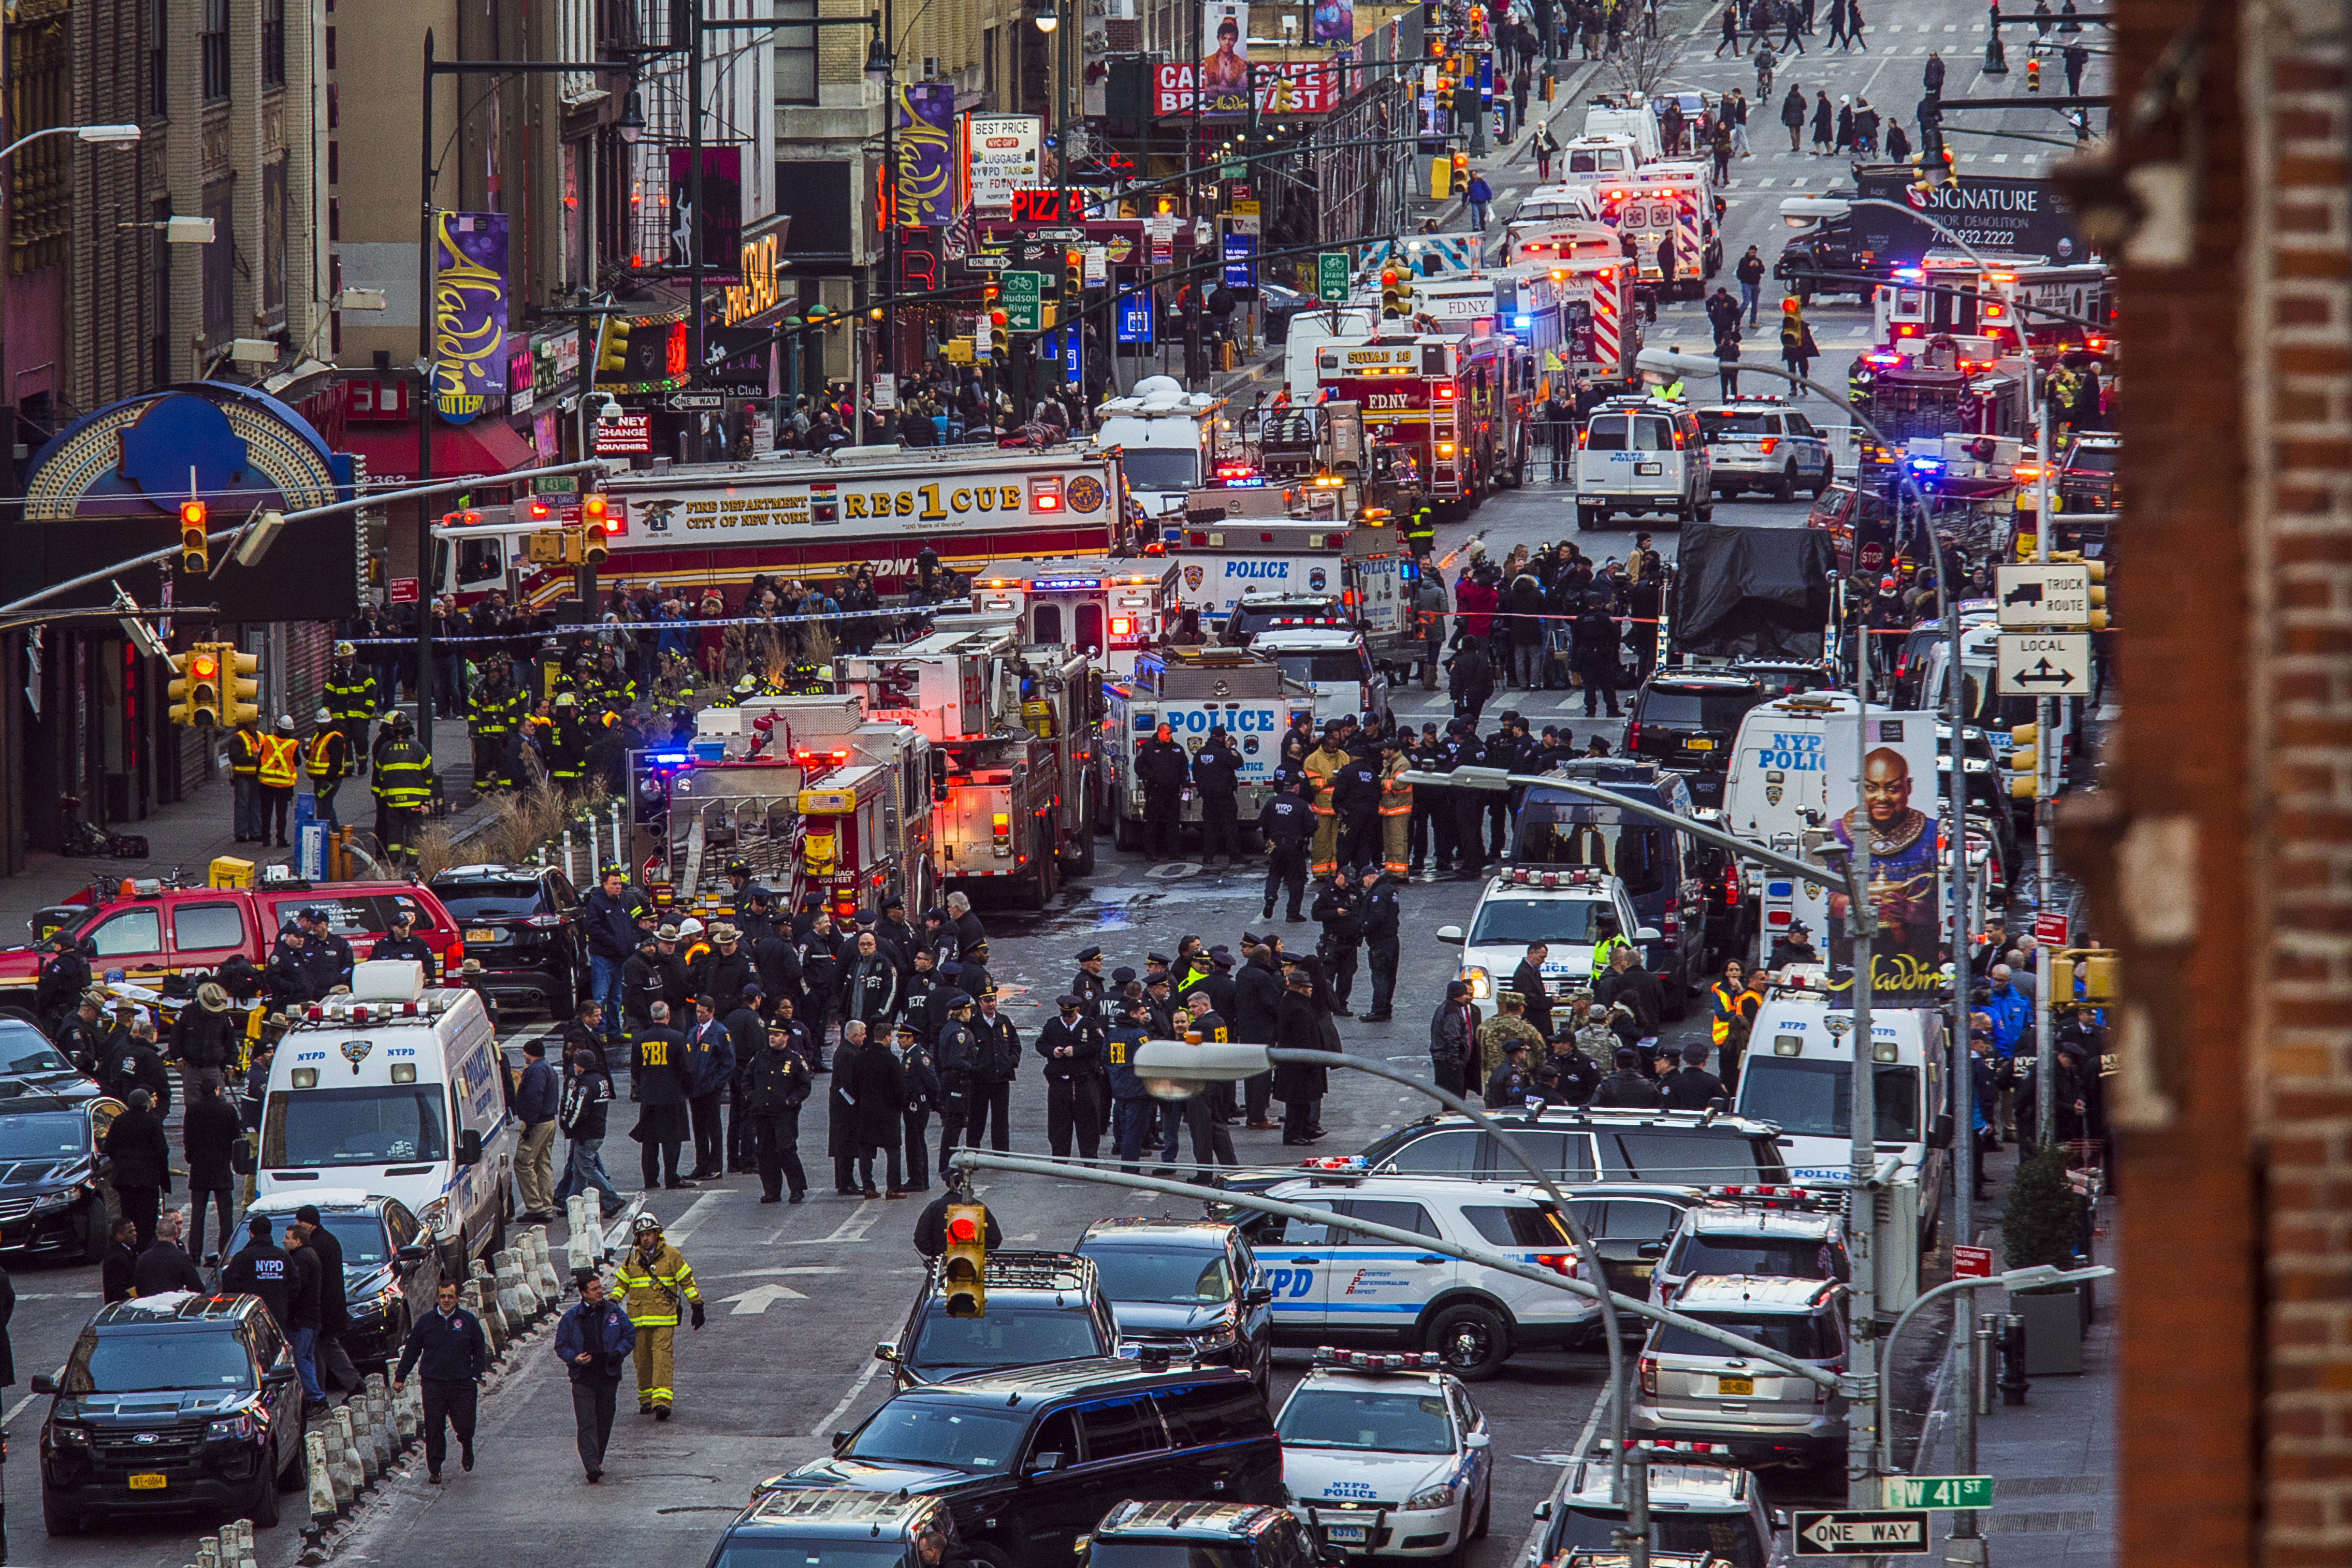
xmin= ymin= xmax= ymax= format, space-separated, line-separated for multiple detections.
xmin=245 ymin=1189 xmax=441 ymax=1366
xmin=35 ymin=1293 xmax=308 ymax=1532
xmin=707 ymin=1488 xmax=965 ymax=1568
xmin=1087 ymin=1501 xmax=1318 ymax=1568
xmin=1076 ymin=1217 xmax=1274 ymax=1390
xmin=878 ymin=1251 xmax=1120 ymax=1390
xmin=429 ymin=863 xmax=588 ymax=1018
xmin=0 ymin=1092 xmax=122 ymax=1259
xmin=1632 ymin=1273 xmax=1851 ymax=1494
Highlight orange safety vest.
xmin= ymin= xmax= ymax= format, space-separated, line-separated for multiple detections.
xmin=257 ymin=734 xmax=301 ymax=788
xmin=306 ymin=730 xmax=345 ymax=779
xmin=229 ymin=729 xmax=263 ymax=777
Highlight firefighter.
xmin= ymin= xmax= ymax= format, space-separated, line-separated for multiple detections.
xmin=256 ymin=716 xmax=302 ymax=848
xmin=591 ymin=648 xmax=638 ymax=712
xmin=1257 ymin=775 xmax=1314 ymax=923
xmin=614 ymin=1212 xmax=703 ymax=1418
xmin=1377 ymin=735 xmax=1414 ymax=880
xmin=1406 ymin=500 xmax=1436 ymax=559
xmin=372 ymin=712 xmax=434 ymax=860
xmin=323 ymin=641 xmax=378 ymax=780
xmin=1361 ymin=865 xmax=1402 ymax=1021
xmin=549 ymin=691 xmax=593 ymax=790
xmin=304 ymin=707 xmax=351 ymax=833
xmin=1302 ymin=725 xmax=1349 ymax=878
xmin=229 ymin=712 xmax=265 ymax=843
xmin=469 ymin=654 xmax=524 ymax=793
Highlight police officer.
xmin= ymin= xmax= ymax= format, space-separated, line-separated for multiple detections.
xmin=1135 ymin=722 xmax=1193 ymax=862
xmin=300 ymin=906 xmax=356 ymax=994
xmin=1192 ymin=727 xmax=1244 ymax=870
xmin=1410 ymin=723 xmax=1447 ymax=874
xmin=1441 ymin=719 xmax=1488 ymax=876
xmin=1361 ymin=866 xmax=1402 ymax=1021
xmin=895 ymin=1019 xmax=940 ymax=1192
xmin=1104 ymin=992 xmax=1156 ymax=1174
xmin=1258 ymin=776 xmax=1314 ymax=923
xmin=968 ymin=989 xmax=1020 ymax=1153
xmin=1536 ymin=1033 xmax=1604 ymax=1106
xmin=1070 ymin=946 xmax=1109 ymax=1020
xmin=1331 ymin=744 xmax=1385 ymax=871
xmin=1311 ymin=867 xmax=1365 ymax=1017
xmin=373 ymin=905 xmax=436 ymax=969
xmin=323 ymin=641 xmax=378 ymax=779
xmin=1037 ymin=994 xmax=1104 ymax=1159
xmin=932 ymin=990 xmax=980 ymax=1178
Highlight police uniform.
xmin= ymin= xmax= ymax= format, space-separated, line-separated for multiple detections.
xmin=1361 ymin=873 xmax=1402 ymax=1021
xmin=1258 ymin=788 xmax=1314 ymax=921
xmin=1311 ymin=875 xmax=1364 ymax=1012
xmin=1036 ymin=999 xmax=1104 ymax=1158
xmin=1331 ymin=751 xmax=1385 ymax=871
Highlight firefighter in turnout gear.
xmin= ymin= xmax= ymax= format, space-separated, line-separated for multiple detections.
xmin=590 ymin=649 xmax=637 ymax=712
xmin=372 ymin=712 xmax=434 ymax=860
xmin=615 ymin=1212 xmax=703 ymax=1417
xmin=549 ymin=691 xmax=593 ymax=789
xmin=256 ymin=716 xmax=302 ymax=848
xmin=305 ymin=707 xmax=352 ymax=832
xmin=1377 ymin=737 xmax=1414 ymax=878
xmin=469 ymin=655 xmax=527 ymax=792
xmin=1303 ymin=727 xmax=1349 ymax=878
xmin=1406 ymin=502 xmax=1436 ymax=559
xmin=323 ymin=642 xmax=377 ymax=779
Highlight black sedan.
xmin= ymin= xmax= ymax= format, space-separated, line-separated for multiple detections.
xmin=246 ymin=1191 xmax=440 ymax=1366
xmin=0 ymin=1093 xmax=121 ymax=1260
xmin=429 ymin=863 xmax=589 ymax=1018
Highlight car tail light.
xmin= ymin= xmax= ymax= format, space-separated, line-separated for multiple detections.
xmin=1627 ymin=720 xmax=1642 ymax=751
xmin=1758 ymin=437 xmax=1778 ymax=455
xmin=1640 ymin=1355 xmax=1659 ymax=1398
xmin=1532 ymin=1252 xmax=1578 ymax=1279
xmin=521 ymin=913 xmax=566 ymax=928
xmin=1662 ymin=896 xmax=1678 ymax=936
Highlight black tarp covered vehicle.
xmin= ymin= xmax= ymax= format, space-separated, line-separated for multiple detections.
xmin=1667 ymin=522 xmax=1838 ymax=660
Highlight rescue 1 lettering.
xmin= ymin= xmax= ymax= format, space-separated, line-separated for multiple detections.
xmin=674 ymin=483 xmax=1027 ymax=529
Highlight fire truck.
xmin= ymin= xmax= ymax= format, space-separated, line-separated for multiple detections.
xmin=837 ymin=624 xmax=1097 ymax=907
xmin=1535 ymin=256 xmax=1639 ymax=383
xmin=1872 ymin=256 xmax=2115 ymax=356
xmin=1100 ymin=646 xmax=1317 ymax=853
xmin=431 ymin=444 xmax=1133 ymax=608
xmin=1313 ymin=333 xmax=1527 ymax=512
xmin=966 ymin=557 xmax=1179 ymax=678
xmin=1597 ymin=165 xmax=1723 ymax=300
xmin=635 ymin=694 xmax=939 ymax=925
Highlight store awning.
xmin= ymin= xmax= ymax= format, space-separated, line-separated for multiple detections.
xmin=337 ymin=417 xmax=539 ymax=485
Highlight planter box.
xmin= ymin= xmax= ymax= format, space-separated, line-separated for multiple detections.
xmin=2017 ymin=1287 xmax=2084 ymax=1376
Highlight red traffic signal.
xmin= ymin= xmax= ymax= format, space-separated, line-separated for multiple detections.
xmin=946 ymin=1214 xmax=981 ymax=1244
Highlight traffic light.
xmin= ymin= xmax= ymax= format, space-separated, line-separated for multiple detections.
xmin=2005 ymin=722 xmax=2038 ymax=800
xmin=168 ymin=643 xmax=223 ymax=728
xmin=179 ymin=499 xmax=209 ymax=575
xmin=989 ymin=307 xmax=1010 ymax=360
xmin=224 ymin=646 xmax=262 ymax=728
xmin=583 ymin=492 xmax=611 ymax=565
xmin=1451 ymin=151 xmax=1469 ymax=186
xmin=1065 ymin=249 xmax=1084 ymax=298
xmin=1908 ymin=151 xmax=1932 ymax=198
xmin=1381 ymin=266 xmax=1409 ymax=320
xmin=1938 ymin=146 xmax=1959 ymax=189
xmin=940 ymin=1201 xmax=989 ymax=1318
xmin=596 ymin=318 xmax=633 ymax=378
xmin=2025 ymin=56 xmax=2041 ymax=92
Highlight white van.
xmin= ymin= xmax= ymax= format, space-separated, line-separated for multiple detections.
xmin=1719 ymin=691 xmax=1862 ymax=958
xmin=1094 ymin=378 xmax=1226 ymax=529
xmin=1574 ymin=396 xmax=1714 ymax=529
xmin=1578 ymin=103 xmax=1665 ymax=167
xmin=1734 ymin=990 xmax=1951 ymax=1308
xmin=1284 ymin=307 xmax=1378 ymax=399
xmin=256 ymin=960 xmax=517 ymax=1273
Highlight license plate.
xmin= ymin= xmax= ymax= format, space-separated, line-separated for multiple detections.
xmin=1326 ymin=1524 xmax=1370 ymax=1544
xmin=128 ymin=1473 xmax=167 ymax=1490
xmin=1685 ymin=737 xmax=1716 ymax=750
xmin=464 ymin=928 xmax=499 ymax=943
xmin=1717 ymin=1376 xmax=1754 ymax=1397
xmin=1636 ymin=461 xmax=1663 ymax=475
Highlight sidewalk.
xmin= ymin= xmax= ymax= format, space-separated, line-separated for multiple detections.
xmin=0 ymin=714 xmax=506 ymax=939
xmin=1911 ymin=1164 xmax=2117 ymax=1564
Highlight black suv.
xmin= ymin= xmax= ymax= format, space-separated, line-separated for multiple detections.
xmin=1625 ymin=675 xmax=1768 ymax=806
xmin=248 ymin=1192 xmax=440 ymax=1365
xmin=0 ymin=1093 xmax=120 ymax=1260
xmin=1077 ymin=1219 xmax=1275 ymax=1390
xmin=879 ymin=1252 xmax=1121 ymax=1390
xmin=706 ymin=1488 xmax=965 ymax=1568
xmin=36 ymin=1294 xmax=307 ymax=1532
xmin=767 ymin=1359 xmax=1283 ymax=1566
xmin=1085 ymin=1501 xmax=1320 ymax=1568
xmin=429 ymin=863 xmax=588 ymax=1018
xmin=1507 ymin=761 xmax=1708 ymax=1004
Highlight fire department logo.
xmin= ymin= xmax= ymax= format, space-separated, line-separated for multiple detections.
xmin=1308 ymin=567 xmax=1329 ymax=593
xmin=640 ymin=500 xmax=679 ymax=535
xmin=1766 ymin=783 xmax=1783 ymax=805
xmin=1067 ymin=475 xmax=1107 ymax=514
xmin=1183 ymin=564 xmax=1204 ymax=591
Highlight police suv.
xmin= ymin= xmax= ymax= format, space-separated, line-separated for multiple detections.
xmin=1694 ymin=397 xmax=1836 ymax=502
xmin=1574 ymin=396 xmax=1714 ymax=530
xmin=1436 ymin=867 xmax=1656 ymax=1006
xmin=1231 ymin=1175 xmax=1600 ymax=1380
xmin=1274 ymin=1348 xmax=1493 ymax=1560
xmin=1530 ymin=1441 xmax=1791 ymax=1567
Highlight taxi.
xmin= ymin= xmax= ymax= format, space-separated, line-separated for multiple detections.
xmin=1274 ymin=1348 xmax=1492 ymax=1559
xmin=1436 ymin=867 xmax=1653 ymax=1004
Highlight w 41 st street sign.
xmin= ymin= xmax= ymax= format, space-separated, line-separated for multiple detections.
xmin=1881 ymin=1475 xmax=1995 ymax=1509
xmin=1793 ymin=1510 xmax=1932 ymax=1556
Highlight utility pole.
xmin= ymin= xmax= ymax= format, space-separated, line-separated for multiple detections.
xmin=2034 ymin=378 xmax=2056 ymax=1148
xmin=1847 ymin=580 xmax=1881 ymax=1528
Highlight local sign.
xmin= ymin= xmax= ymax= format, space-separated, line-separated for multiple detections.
xmin=1792 ymin=1511 xmax=1932 ymax=1557
xmin=1995 ymin=630 xmax=2092 ymax=695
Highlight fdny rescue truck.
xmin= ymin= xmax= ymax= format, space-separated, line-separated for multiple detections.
xmin=432 ymin=443 xmax=1132 ymax=607
xmin=1100 ymin=646 xmax=1316 ymax=853
xmin=1313 ymin=335 xmax=1527 ymax=511
xmin=837 ymin=623 xmax=1097 ymax=906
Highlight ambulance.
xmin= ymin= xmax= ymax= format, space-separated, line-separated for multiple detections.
xmin=1598 ymin=166 xmax=1723 ymax=301
xmin=968 ymin=556 xmax=1178 ymax=677
xmin=256 ymin=961 xmax=516 ymax=1274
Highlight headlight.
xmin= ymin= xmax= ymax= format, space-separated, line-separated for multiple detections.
xmin=31 ymin=1190 xmax=71 ymax=1214
xmin=208 ymin=1413 xmax=262 ymax=1442
xmin=1405 ymin=1483 xmax=1458 ymax=1512
xmin=49 ymin=1422 xmax=86 ymax=1445
xmin=1463 ymin=966 xmax=1491 ymax=1000
xmin=1189 ymin=1320 xmax=1241 ymax=1352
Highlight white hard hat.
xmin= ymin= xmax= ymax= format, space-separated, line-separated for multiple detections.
xmin=679 ymin=917 xmax=705 ymax=937
xmin=314 ymin=707 xmax=333 ymax=724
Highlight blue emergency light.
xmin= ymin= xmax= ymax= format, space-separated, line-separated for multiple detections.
xmin=1033 ymin=578 xmax=1102 ymax=590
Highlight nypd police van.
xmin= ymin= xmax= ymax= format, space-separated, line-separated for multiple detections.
xmin=255 ymin=960 xmax=518 ymax=1275
xmin=1229 ymin=1175 xmax=1603 ymax=1380
xmin=1720 ymin=691 xmax=1864 ymax=963
xmin=1574 ymin=396 xmax=1714 ymax=530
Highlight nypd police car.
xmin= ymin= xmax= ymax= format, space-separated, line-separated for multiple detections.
xmin=1436 ymin=867 xmax=1654 ymax=1005
xmin=1231 ymin=1174 xmax=1602 ymax=1379
xmin=1275 ymin=1348 xmax=1493 ymax=1559
xmin=1694 ymin=397 xmax=1835 ymax=502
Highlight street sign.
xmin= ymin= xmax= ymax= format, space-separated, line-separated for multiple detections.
xmin=1995 ymin=630 xmax=2092 ymax=694
xmin=388 ymin=578 xmax=419 ymax=606
xmin=1952 ymin=1244 xmax=1994 ymax=1279
xmin=1317 ymin=252 xmax=1351 ymax=302
xmin=1001 ymin=270 xmax=1043 ymax=332
xmin=2034 ymin=910 xmax=2070 ymax=946
xmin=669 ymin=391 xmax=723 ymax=410
xmin=1995 ymin=562 xmax=2094 ymax=627
xmin=1881 ymin=1476 xmax=1996 ymax=1511
xmin=1793 ymin=1510 xmax=1932 ymax=1556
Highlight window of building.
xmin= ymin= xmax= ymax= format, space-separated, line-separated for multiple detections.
xmin=201 ymin=183 xmax=232 ymax=341
xmin=776 ymin=0 xmax=816 ymax=104
xmin=263 ymin=0 xmax=285 ymax=87
xmin=148 ymin=0 xmax=167 ymax=117
xmin=201 ymin=0 xmax=231 ymax=103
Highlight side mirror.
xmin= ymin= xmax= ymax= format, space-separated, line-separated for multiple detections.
xmin=30 ymin=1374 xmax=54 ymax=1396
xmin=1243 ymin=1285 xmax=1274 ymax=1308
xmin=831 ymin=1430 xmax=853 ymax=1454
xmin=456 ymin=1128 xmax=483 ymax=1167
xmin=1773 ymin=1508 xmax=1791 ymax=1529
xmin=1435 ymin=925 xmax=1465 ymax=946
xmin=874 ymin=1341 xmax=899 ymax=1363
xmin=1028 ymin=1450 xmax=1068 ymax=1477
xmin=395 ymin=1244 xmax=428 ymax=1271
xmin=230 ymin=1135 xmax=255 ymax=1177
xmin=1464 ymin=1430 xmax=1491 ymax=1449
xmin=264 ymin=1365 xmax=299 ymax=1386
xmin=1927 ymin=1112 xmax=1955 ymax=1151
xmin=1638 ymin=1240 xmax=1668 ymax=1259
xmin=1531 ymin=1501 xmax=1554 ymax=1521
xmin=1635 ymin=926 xmax=1663 ymax=943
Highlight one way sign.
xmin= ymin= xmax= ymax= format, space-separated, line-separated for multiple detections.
xmin=1793 ymin=1509 xmax=1933 ymax=1556
xmin=1996 ymin=631 xmax=2093 ymax=696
